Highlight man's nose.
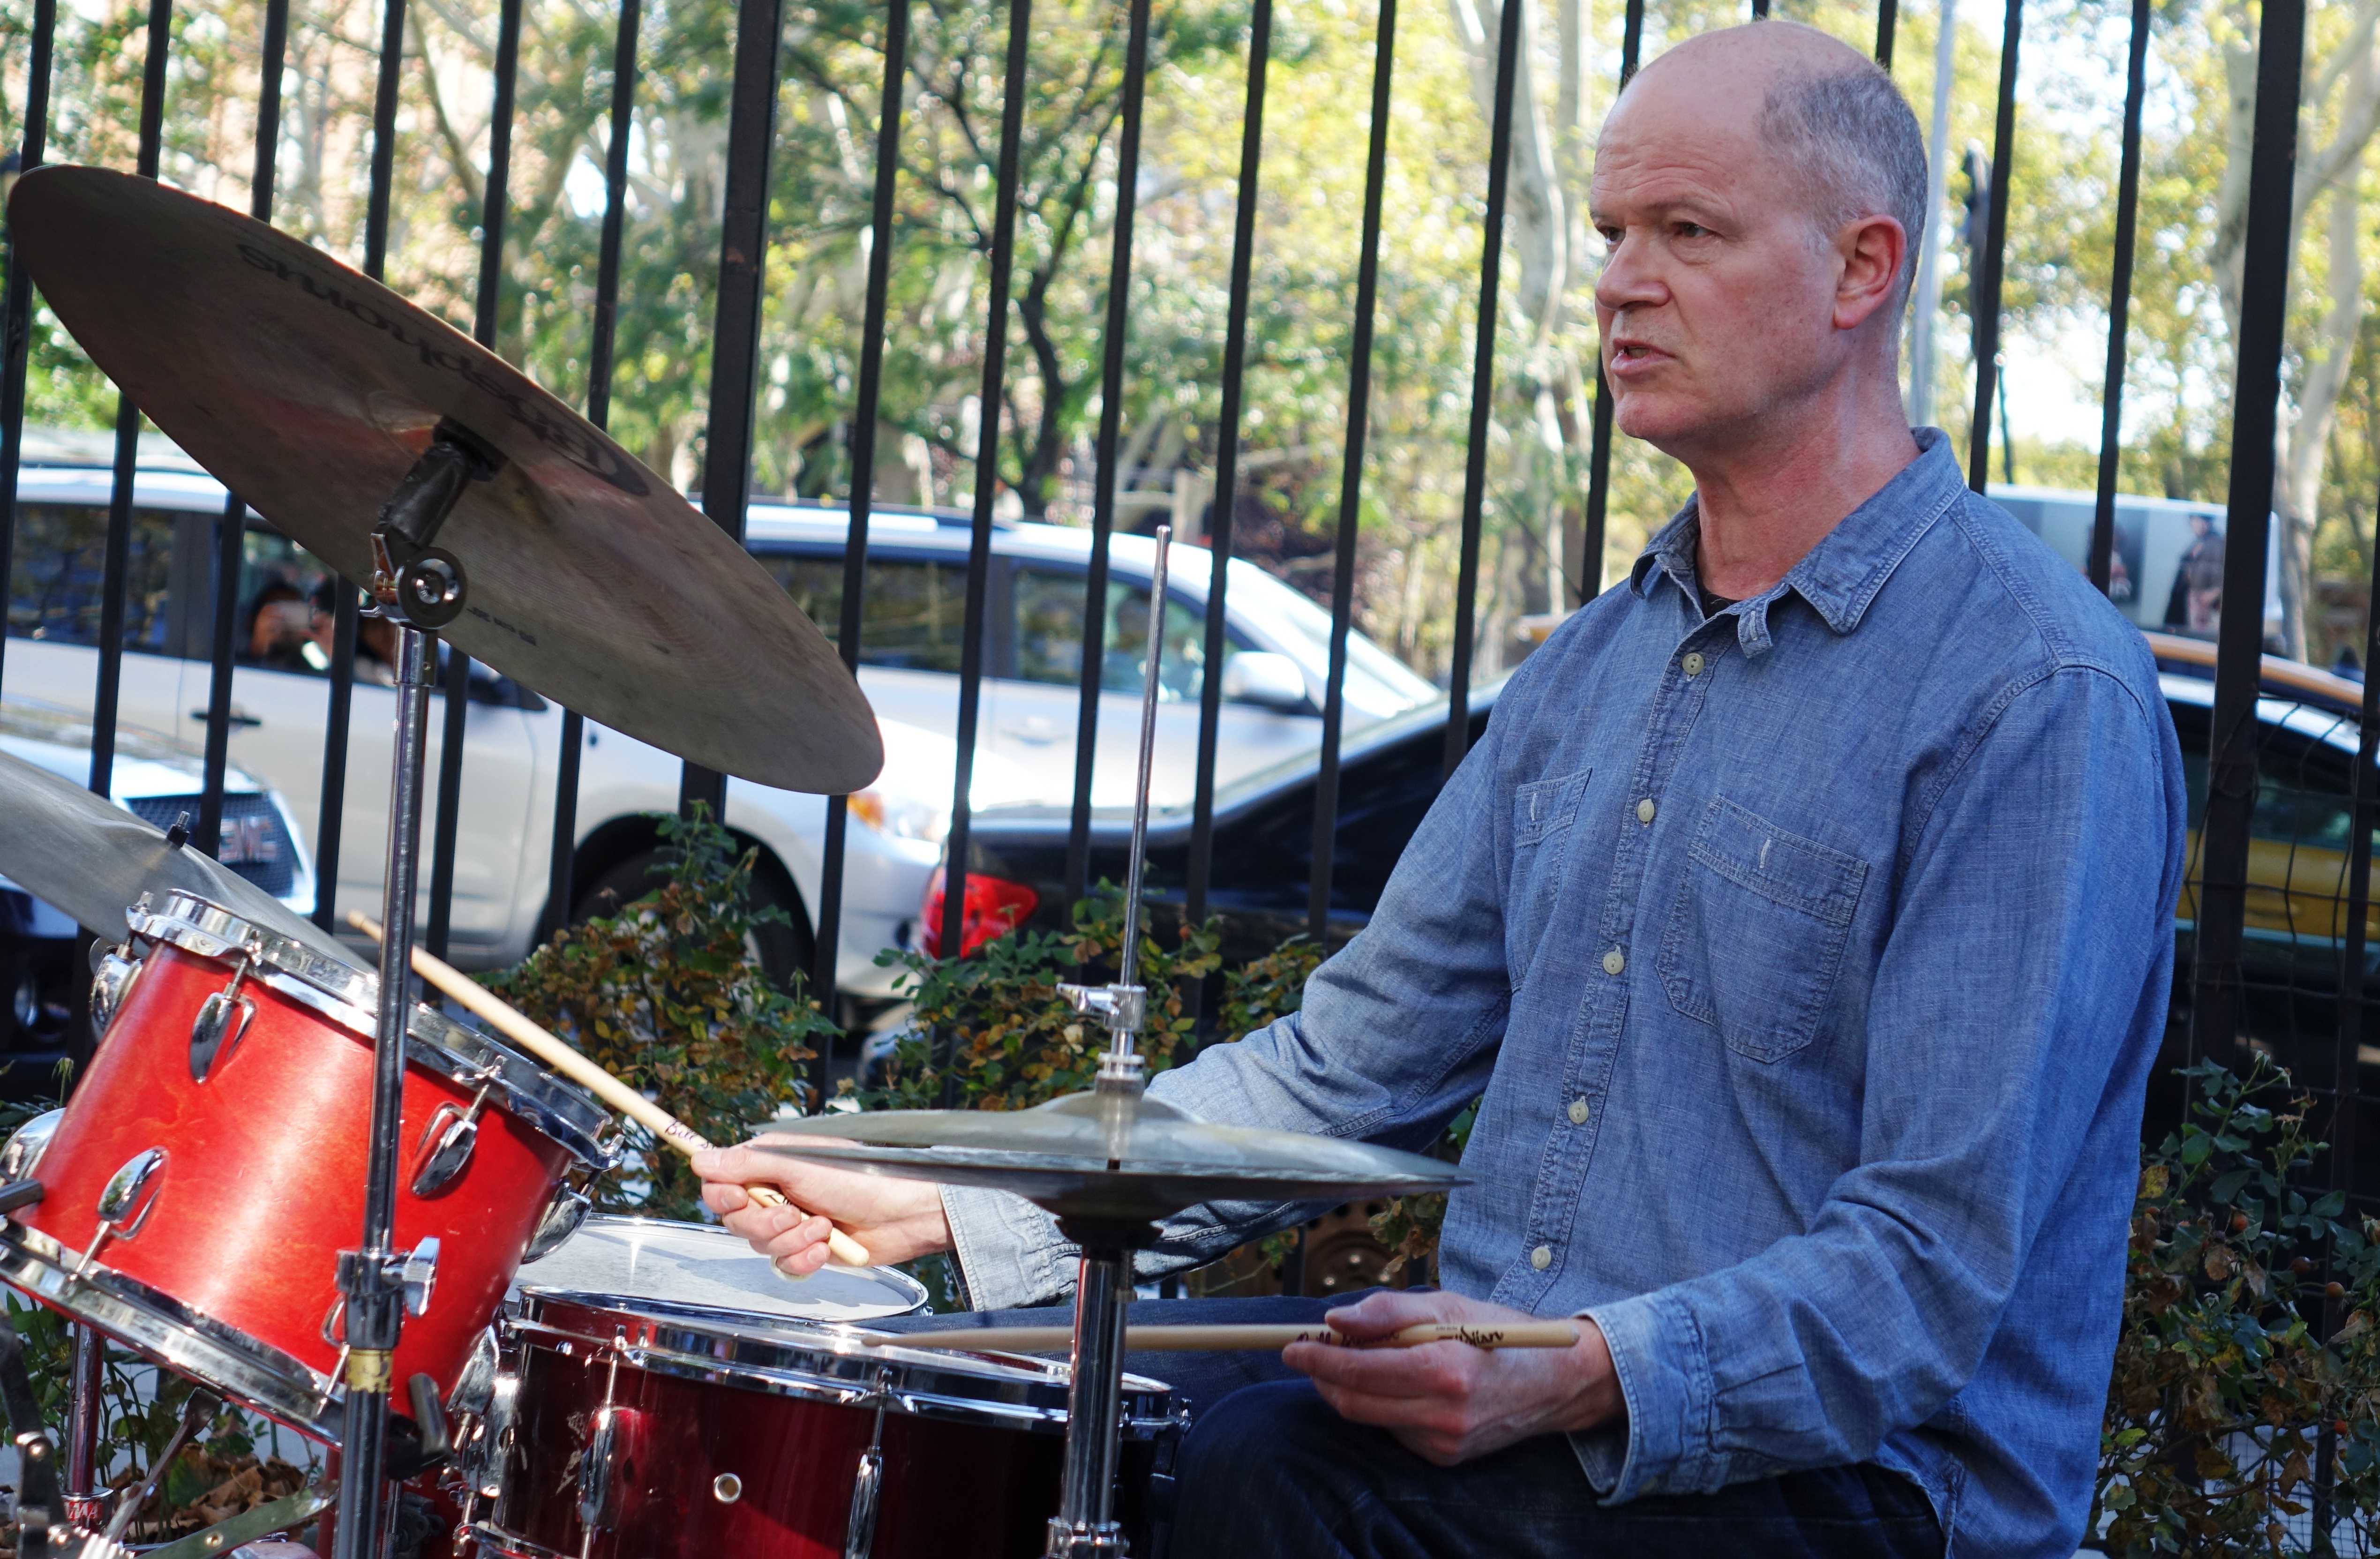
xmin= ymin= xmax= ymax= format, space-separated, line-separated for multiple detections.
xmin=1593 ymin=232 xmax=1666 ymax=315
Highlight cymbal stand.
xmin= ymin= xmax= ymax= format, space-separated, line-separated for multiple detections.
xmin=61 ymin=1324 xmax=103 ymax=1530
xmin=332 ymin=424 xmax=502 ymax=1559
xmin=1048 ymin=526 xmax=1171 ymax=1558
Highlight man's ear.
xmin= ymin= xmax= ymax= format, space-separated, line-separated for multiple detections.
xmin=1833 ymin=214 xmax=1907 ymax=332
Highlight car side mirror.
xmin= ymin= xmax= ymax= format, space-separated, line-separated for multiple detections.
xmin=1220 ymin=651 xmax=1312 ymax=713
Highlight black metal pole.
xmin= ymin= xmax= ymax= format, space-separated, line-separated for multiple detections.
xmin=319 ymin=0 xmax=412 ymax=935
xmin=811 ymin=0 xmax=907 ymax=1094
xmin=2088 ymin=0 xmax=2148 ymax=596
xmin=1307 ymin=0 xmax=1396 ymax=943
xmin=546 ymin=0 xmax=642 ymax=949
xmin=1875 ymin=0 xmax=1898 ymax=67
xmin=198 ymin=0 xmax=290 ymax=860
xmin=1965 ymin=0 xmax=2020 ymax=494
xmin=2191 ymin=0 xmax=2304 ymax=1064
xmin=0 ymin=0 xmax=57 ymax=694
xmin=1441 ymin=0 xmax=1522 ymax=781
xmin=1181 ymin=0 xmax=1273 ymax=928
xmin=938 ymin=0 xmax=1036 ymax=997
xmin=426 ymin=0 xmax=523 ymax=961
xmin=1063 ymin=0 xmax=1153 ymax=910
xmin=1579 ymin=0 xmax=1644 ymax=613
xmin=87 ymin=0 xmax=173 ymax=804
xmin=682 ymin=0 xmax=788 ymax=821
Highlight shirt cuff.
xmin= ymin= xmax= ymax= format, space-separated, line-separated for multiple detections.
xmin=1571 ymin=1290 xmax=1714 ymax=1500
xmin=939 ymin=1184 xmax=1077 ymax=1311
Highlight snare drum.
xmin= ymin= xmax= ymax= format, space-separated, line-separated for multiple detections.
xmin=472 ymin=1291 xmax=1179 ymax=1559
xmin=511 ymin=1215 xmax=930 ymax=1322
xmin=0 ymin=890 xmax=616 ymax=1441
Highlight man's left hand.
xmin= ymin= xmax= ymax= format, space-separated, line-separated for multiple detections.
xmin=1284 ymin=1290 xmax=1625 ymax=1467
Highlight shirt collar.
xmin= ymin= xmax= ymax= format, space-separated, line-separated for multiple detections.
xmin=1627 ymin=428 xmax=1963 ymax=656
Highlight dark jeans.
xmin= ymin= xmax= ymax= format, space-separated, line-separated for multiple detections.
xmin=873 ymin=1293 xmax=1945 ymax=1559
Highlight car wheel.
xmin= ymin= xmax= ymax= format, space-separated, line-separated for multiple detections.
xmin=570 ymin=847 xmax=815 ymax=993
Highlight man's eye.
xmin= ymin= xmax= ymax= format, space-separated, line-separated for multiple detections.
xmin=1675 ymin=222 xmax=1710 ymax=239
xmin=1597 ymin=226 xmax=1622 ymax=246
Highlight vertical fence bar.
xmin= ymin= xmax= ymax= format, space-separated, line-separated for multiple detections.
xmin=198 ymin=0 xmax=290 ymax=857
xmin=1963 ymin=0 xmax=2019 ymax=494
xmin=1875 ymin=0 xmax=1897 ymax=67
xmin=1751 ymin=0 xmax=1769 ymax=17
xmin=426 ymin=0 xmax=523 ymax=960
xmin=1578 ymin=0 xmax=1644 ymax=613
xmin=938 ymin=0 xmax=1036 ymax=993
xmin=0 ymin=0 xmax=57 ymax=693
xmin=1580 ymin=0 xmax=1644 ymax=603
xmin=682 ymin=0 xmax=788 ymax=820
xmin=1307 ymin=0 xmax=1396 ymax=942
xmin=2191 ymin=0 xmax=2303 ymax=1062
xmin=546 ymin=0 xmax=642 ymax=945
xmin=810 ymin=0 xmax=908 ymax=1087
xmin=2088 ymin=0 xmax=2147 ymax=596
xmin=1063 ymin=0 xmax=1154 ymax=910
xmin=1440 ymin=0 xmax=1522 ymax=781
xmin=87 ymin=0 xmax=173 ymax=802
xmin=319 ymin=0 xmax=413 ymax=932
xmin=1181 ymin=0 xmax=1274 ymax=927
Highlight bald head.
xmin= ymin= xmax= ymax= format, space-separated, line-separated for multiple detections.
xmin=1622 ymin=22 xmax=1928 ymax=301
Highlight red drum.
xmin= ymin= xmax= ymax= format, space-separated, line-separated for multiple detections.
xmin=468 ymin=1290 xmax=1179 ymax=1559
xmin=0 ymin=890 xmax=615 ymax=1442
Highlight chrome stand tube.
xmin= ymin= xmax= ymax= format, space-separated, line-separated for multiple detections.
xmin=61 ymin=1323 xmax=104 ymax=1529
xmin=1046 ymin=1239 xmax=1132 ymax=1557
xmin=332 ymin=622 xmax=435 ymax=1559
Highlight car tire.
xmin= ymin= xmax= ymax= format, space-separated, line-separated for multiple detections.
xmin=570 ymin=846 xmax=816 ymax=993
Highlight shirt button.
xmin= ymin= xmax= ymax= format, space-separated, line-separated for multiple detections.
xmin=1602 ymin=948 xmax=1626 ymax=976
xmin=1682 ymin=652 xmax=1705 ymax=676
xmin=1531 ymin=1244 xmax=1554 ymax=1270
xmin=1568 ymin=1097 xmax=1591 ymax=1125
xmin=1636 ymin=798 xmax=1656 ymax=824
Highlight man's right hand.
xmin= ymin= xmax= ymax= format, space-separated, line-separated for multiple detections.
xmin=693 ymin=1141 xmax=953 ymax=1277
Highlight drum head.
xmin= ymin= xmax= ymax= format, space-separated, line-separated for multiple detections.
xmin=516 ymin=1216 xmax=927 ymax=1322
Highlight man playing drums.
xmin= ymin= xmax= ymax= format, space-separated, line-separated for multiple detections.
xmin=700 ymin=22 xmax=2185 ymax=1557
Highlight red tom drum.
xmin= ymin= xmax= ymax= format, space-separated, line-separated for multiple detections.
xmin=0 ymin=890 xmax=616 ymax=1442
xmin=467 ymin=1289 xmax=1179 ymax=1559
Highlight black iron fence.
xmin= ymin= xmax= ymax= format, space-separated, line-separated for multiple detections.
xmin=0 ymin=0 xmax=2366 ymax=1390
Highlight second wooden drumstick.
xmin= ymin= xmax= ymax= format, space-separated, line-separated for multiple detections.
xmin=866 ymin=1321 xmax=1582 ymax=1352
xmin=347 ymin=912 xmax=871 ymax=1267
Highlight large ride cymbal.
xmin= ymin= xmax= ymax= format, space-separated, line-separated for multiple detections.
xmin=9 ymin=165 xmax=880 ymax=795
xmin=748 ymin=1091 xmax=1465 ymax=1225
xmin=0 ymin=744 xmax=361 ymax=965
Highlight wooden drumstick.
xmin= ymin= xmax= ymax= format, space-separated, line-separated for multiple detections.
xmin=866 ymin=1321 xmax=1582 ymax=1353
xmin=347 ymin=912 xmax=871 ymax=1267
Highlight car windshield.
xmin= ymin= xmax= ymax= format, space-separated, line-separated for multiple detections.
xmin=1228 ymin=566 xmax=1437 ymax=716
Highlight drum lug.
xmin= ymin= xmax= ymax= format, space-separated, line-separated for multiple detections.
xmin=0 ymin=1108 xmax=65 ymax=1183
xmin=576 ymin=1406 xmax=645 ymax=1531
xmin=187 ymin=953 xmax=257 ymax=1084
xmin=519 ymin=1185 xmax=592 ymax=1263
xmin=842 ymin=1447 xmax=883 ymax=1559
xmin=72 ymin=1147 xmax=166 ymax=1278
xmin=87 ymin=948 xmax=140 ymax=1039
xmin=411 ymin=1080 xmax=493 ymax=1198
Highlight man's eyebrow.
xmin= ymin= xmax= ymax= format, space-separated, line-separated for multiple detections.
xmin=1587 ymin=192 xmax=1732 ymax=227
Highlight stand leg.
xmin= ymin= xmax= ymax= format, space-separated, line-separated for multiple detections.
xmin=333 ymin=624 xmax=435 ymax=1559
xmin=62 ymin=1324 xmax=103 ymax=1530
xmin=1047 ymin=1243 xmax=1131 ymax=1558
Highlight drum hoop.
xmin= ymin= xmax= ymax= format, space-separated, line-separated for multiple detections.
xmin=508 ymin=1305 xmax=1176 ymax=1438
xmin=133 ymin=891 xmax=617 ymax=1170
xmin=0 ymin=1223 xmax=345 ymax=1441
xmin=463 ymin=1525 xmax=566 ymax=1559
xmin=516 ymin=1214 xmax=931 ymax=1314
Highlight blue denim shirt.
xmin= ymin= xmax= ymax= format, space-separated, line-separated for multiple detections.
xmin=942 ymin=430 xmax=2188 ymax=1558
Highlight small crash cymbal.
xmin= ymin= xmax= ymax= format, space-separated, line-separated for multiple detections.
xmin=9 ymin=165 xmax=880 ymax=796
xmin=748 ymin=1091 xmax=1465 ymax=1225
xmin=0 ymin=743 xmax=360 ymax=963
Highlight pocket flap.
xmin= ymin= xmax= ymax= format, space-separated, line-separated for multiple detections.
xmin=1513 ymin=767 xmax=1592 ymax=845
xmin=1686 ymin=797 xmax=1868 ymax=926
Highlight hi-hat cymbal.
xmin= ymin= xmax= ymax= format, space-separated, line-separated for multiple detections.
xmin=9 ymin=165 xmax=880 ymax=796
xmin=0 ymin=743 xmax=361 ymax=965
xmin=748 ymin=1091 xmax=1465 ymax=1225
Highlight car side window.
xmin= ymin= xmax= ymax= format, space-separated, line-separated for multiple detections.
xmin=1012 ymin=565 xmax=1225 ymax=703
xmin=236 ymin=524 xmax=343 ymax=675
xmin=756 ymin=550 xmax=970 ymax=674
xmin=6 ymin=503 xmax=174 ymax=650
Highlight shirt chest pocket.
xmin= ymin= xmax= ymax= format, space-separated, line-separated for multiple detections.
xmin=1507 ymin=767 xmax=1591 ymax=973
xmin=1657 ymin=796 xmax=1869 ymax=1064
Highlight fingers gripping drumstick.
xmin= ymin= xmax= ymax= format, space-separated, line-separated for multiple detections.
xmin=347 ymin=912 xmax=871 ymax=1267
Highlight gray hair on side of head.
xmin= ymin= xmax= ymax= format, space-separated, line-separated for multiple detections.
xmin=1758 ymin=46 xmax=1930 ymax=305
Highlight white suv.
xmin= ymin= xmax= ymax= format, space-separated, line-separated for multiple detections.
xmin=0 ymin=442 xmax=1431 ymax=995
